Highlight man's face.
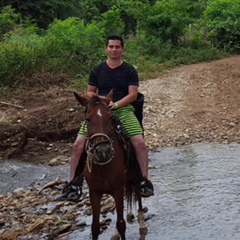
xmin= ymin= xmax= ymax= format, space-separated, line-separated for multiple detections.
xmin=106 ymin=40 xmax=124 ymax=60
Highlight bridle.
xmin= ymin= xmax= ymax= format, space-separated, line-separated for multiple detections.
xmin=85 ymin=129 xmax=115 ymax=173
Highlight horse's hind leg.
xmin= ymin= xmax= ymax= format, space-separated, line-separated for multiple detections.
xmin=138 ymin=210 xmax=148 ymax=239
xmin=137 ymin=196 xmax=148 ymax=239
xmin=89 ymin=191 xmax=102 ymax=240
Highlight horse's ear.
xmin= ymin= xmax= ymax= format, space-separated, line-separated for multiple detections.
xmin=106 ymin=90 xmax=113 ymax=100
xmin=74 ymin=92 xmax=88 ymax=106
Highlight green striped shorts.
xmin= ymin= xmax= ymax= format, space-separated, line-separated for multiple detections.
xmin=78 ymin=105 xmax=143 ymax=137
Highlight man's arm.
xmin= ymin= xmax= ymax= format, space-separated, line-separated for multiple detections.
xmin=86 ymin=85 xmax=97 ymax=98
xmin=109 ymin=85 xmax=138 ymax=110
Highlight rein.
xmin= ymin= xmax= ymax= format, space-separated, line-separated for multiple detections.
xmin=85 ymin=133 xmax=115 ymax=173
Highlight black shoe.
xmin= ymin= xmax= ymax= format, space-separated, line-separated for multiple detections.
xmin=140 ymin=180 xmax=154 ymax=198
xmin=55 ymin=185 xmax=82 ymax=202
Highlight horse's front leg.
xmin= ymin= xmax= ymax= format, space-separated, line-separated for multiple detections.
xmin=89 ymin=191 xmax=102 ymax=240
xmin=112 ymin=189 xmax=126 ymax=240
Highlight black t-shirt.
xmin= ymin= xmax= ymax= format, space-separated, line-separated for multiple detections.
xmin=88 ymin=62 xmax=139 ymax=102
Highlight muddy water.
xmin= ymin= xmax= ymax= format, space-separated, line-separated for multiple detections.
xmin=1 ymin=142 xmax=240 ymax=240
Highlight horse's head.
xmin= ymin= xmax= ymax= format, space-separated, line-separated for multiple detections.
xmin=74 ymin=91 xmax=115 ymax=165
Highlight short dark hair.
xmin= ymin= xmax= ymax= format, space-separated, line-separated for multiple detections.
xmin=106 ymin=35 xmax=124 ymax=47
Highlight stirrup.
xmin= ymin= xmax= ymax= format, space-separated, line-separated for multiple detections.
xmin=140 ymin=178 xmax=154 ymax=198
xmin=55 ymin=185 xmax=82 ymax=202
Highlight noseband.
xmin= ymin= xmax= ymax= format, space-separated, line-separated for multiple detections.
xmin=85 ymin=132 xmax=115 ymax=172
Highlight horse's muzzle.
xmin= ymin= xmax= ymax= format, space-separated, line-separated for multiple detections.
xmin=94 ymin=143 xmax=113 ymax=163
xmin=86 ymin=133 xmax=115 ymax=165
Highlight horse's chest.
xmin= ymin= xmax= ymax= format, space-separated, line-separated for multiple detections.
xmin=85 ymin=170 xmax=125 ymax=191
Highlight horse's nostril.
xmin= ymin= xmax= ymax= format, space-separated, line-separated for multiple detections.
xmin=95 ymin=146 xmax=103 ymax=155
xmin=95 ymin=148 xmax=100 ymax=154
xmin=95 ymin=144 xmax=112 ymax=160
xmin=106 ymin=146 xmax=111 ymax=154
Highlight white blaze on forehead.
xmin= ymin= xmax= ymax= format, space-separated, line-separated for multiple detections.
xmin=97 ymin=109 xmax=102 ymax=116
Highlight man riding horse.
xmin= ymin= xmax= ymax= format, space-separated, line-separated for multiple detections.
xmin=56 ymin=35 xmax=154 ymax=201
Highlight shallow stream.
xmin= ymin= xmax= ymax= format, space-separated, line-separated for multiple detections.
xmin=1 ymin=142 xmax=240 ymax=240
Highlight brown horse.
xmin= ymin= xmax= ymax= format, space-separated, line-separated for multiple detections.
xmin=74 ymin=91 xmax=148 ymax=240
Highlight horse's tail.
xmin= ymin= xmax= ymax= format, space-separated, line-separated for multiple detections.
xmin=125 ymin=178 xmax=140 ymax=212
xmin=125 ymin=143 xmax=142 ymax=211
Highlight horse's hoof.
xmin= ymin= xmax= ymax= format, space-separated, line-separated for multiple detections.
xmin=111 ymin=235 xmax=120 ymax=240
xmin=139 ymin=226 xmax=148 ymax=236
xmin=127 ymin=212 xmax=135 ymax=223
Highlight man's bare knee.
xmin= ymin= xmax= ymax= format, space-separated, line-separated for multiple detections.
xmin=130 ymin=136 xmax=147 ymax=151
xmin=73 ymin=136 xmax=86 ymax=154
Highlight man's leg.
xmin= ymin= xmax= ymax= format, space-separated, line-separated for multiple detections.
xmin=113 ymin=105 xmax=154 ymax=198
xmin=56 ymin=135 xmax=86 ymax=201
xmin=70 ymin=135 xmax=86 ymax=181
xmin=130 ymin=135 xmax=148 ymax=178
xmin=130 ymin=135 xmax=154 ymax=197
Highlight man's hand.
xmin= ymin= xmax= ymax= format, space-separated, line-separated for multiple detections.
xmin=108 ymin=101 xmax=115 ymax=110
xmin=109 ymin=101 xmax=120 ymax=110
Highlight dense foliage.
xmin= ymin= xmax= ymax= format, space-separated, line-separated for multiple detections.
xmin=202 ymin=0 xmax=240 ymax=52
xmin=0 ymin=0 xmax=238 ymax=88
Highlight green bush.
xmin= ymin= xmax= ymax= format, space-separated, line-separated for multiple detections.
xmin=202 ymin=0 xmax=240 ymax=52
xmin=139 ymin=0 xmax=193 ymax=51
xmin=97 ymin=8 xmax=125 ymax=37
xmin=0 ymin=6 xmax=20 ymax=40
xmin=0 ymin=26 xmax=47 ymax=87
xmin=0 ymin=17 xmax=106 ymax=87
xmin=45 ymin=18 xmax=105 ymax=74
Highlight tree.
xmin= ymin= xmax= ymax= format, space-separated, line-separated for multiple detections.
xmin=1 ymin=0 xmax=80 ymax=29
xmin=138 ymin=0 xmax=193 ymax=54
xmin=0 ymin=5 xmax=20 ymax=39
